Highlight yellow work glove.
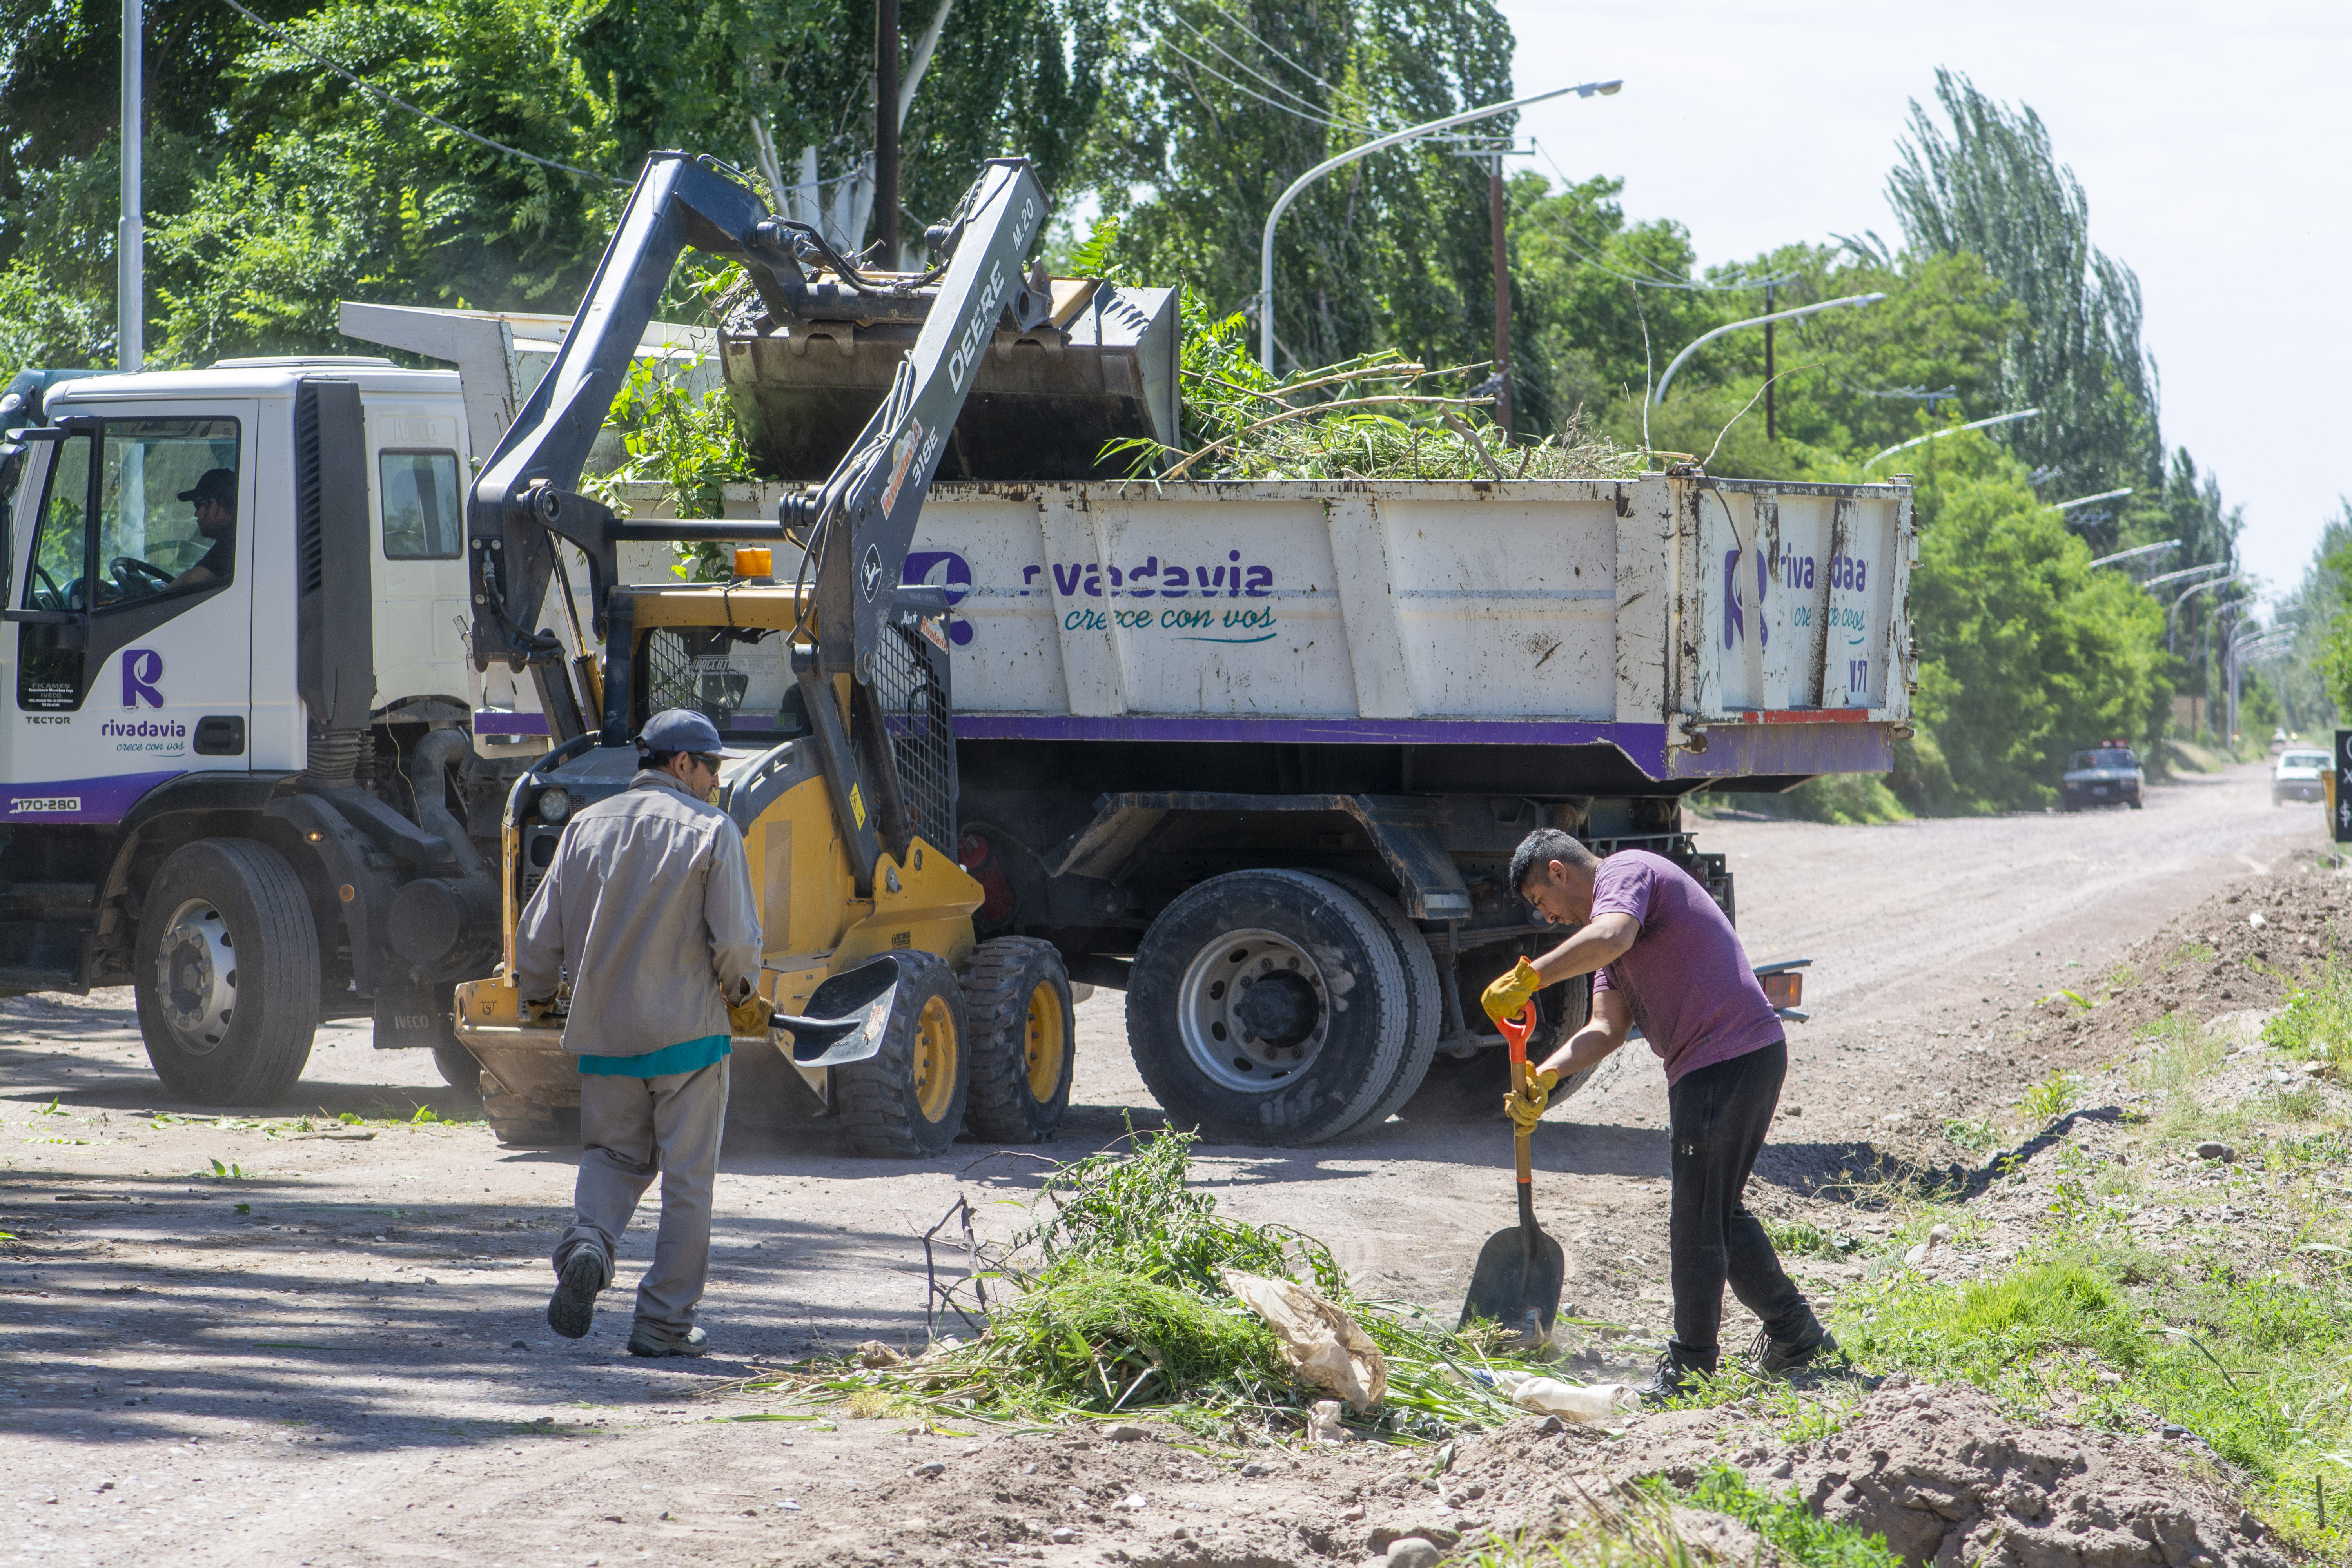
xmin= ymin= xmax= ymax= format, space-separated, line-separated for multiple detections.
xmin=1481 ymin=956 xmax=1543 ymax=1022
xmin=1504 ymin=1067 xmax=1561 ymax=1132
xmin=726 ymin=991 xmax=774 ymax=1037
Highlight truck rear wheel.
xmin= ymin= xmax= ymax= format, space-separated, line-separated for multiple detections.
xmin=1127 ymin=869 xmax=1407 ymax=1145
xmin=1397 ymin=972 xmax=1594 ymax=1123
xmin=837 ymin=952 xmax=971 ymax=1157
xmin=134 ymin=840 xmax=321 ymax=1107
xmin=961 ymin=937 xmax=1075 ymax=1143
xmin=1309 ymin=873 xmax=1442 ymax=1127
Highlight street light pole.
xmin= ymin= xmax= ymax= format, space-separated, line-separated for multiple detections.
xmin=118 ymin=0 xmax=141 ymax=371
xmin=2227 ymin=629 xmax=2295 ymax=744
xmin=1489 ymin=152 xmax=1510 ymax=436
xmin=2143 ymin=561 xmax=2229 ymax=593
xmin=1257 ymin=79 xmax=1621 ymax=371
xmin=2165 ymin=571 xmax=2243 ymax=658
xmin=2085 ymin=539 xmax=2180 ymax=570
xmin=1652 ymin=294 xmax=1886 ymax=405
xmin=1860 ymin=408 xmax=2040 ymax=473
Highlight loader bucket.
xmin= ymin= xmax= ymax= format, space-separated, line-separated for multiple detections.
xmin=775 ymin=955 xmax=905 ymax=1069
xmin=720 ymin=280 xmax=1180 ymax=482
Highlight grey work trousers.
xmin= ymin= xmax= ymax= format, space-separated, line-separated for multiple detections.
xmin=553 ymin=1058 xmax=729 ymax=1334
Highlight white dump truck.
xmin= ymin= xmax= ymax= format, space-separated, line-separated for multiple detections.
xmin=584 ymin=469 xmax=1913 ymax=1142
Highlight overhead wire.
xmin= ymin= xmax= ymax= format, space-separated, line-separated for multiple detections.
xmin=1162 ymin=9 xmax=1385 ymax=132
xmin=216 ymin=0 xmax=626 ymax=186
xmin=1158 ymin=41 xmax=1383 ymax=136
xmin=1524 ymin=137 xmax=1783 ymax=293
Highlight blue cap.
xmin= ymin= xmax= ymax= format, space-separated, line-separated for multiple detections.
xmin=636 ymin=707 xmax=753 ymax=759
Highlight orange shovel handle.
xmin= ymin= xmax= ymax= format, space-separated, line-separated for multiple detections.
xmin=1500 ymin=1004 xmax=1536 ymax=1188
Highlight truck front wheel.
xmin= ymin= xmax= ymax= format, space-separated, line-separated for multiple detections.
xmin=1127 ymin=869 xmax=1408 ymax=1145
xmin=134 ymin=840 xmax=321 ymax=1106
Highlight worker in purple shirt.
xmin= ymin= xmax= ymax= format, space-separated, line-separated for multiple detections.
xmin=1480 ymin=827 xmax=1835 ymax=1402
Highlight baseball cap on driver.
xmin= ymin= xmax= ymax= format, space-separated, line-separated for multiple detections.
xmin=176 ymin=468 xmax=236 ymax=505
xmin=636 ymin=707 xmax=753 ymax=760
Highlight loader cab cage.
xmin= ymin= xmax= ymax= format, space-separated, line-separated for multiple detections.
xmin=625 ymin=606 xmax=958 ymax=853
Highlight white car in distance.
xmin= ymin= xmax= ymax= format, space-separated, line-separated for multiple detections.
xmin=2273 ymin=748 xmax=2331 ymax=806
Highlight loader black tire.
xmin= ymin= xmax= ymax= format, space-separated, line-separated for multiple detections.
xmin=134 ymin=839 xmax=320 ymax=1106
xmin=837 ymin=952 xmax=970 ymax=1157
xmin=483 ymin=1090 xmax=578 ymax=1147
xmin=1307 ymin=873 xmax=1442 ymax=1127
xmin=960 ymin=937 xmax=1074 ymax=1143
xmin=1127 ymin=869 xmax=1408 ymax=1145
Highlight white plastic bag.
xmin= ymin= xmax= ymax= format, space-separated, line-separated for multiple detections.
xmin=1493 ymin=1370 xmax=1638 ymax=1423
xmin=1219 ymin=1269 xmax=1388 ymax=1414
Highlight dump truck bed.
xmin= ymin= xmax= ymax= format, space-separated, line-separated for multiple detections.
xmin=615 ymin=472 xmax=1915 ymax=786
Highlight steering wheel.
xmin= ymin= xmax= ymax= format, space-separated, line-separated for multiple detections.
xmin=109 ymin=555 xmax=176 ymax=595
xmin=30 ymin=564 xmax=63 ymax=612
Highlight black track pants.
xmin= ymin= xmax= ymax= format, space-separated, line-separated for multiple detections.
xmin=1666 ymin=1040 xmax=1812 ymax=1364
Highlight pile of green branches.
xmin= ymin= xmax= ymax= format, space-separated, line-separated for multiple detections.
xmin=1111 ymin=302 xmax=1650 ymax=485
xmin=735 ymin=1129 xmax=1557 ymax=1441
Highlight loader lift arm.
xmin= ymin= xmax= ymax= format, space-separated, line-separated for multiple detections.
xmin=464 ymin=151 xmax=1049 ymax=738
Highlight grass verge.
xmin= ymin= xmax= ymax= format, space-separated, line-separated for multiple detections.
xmin=1465 ymin=1467 xmax=1902 ymax=1568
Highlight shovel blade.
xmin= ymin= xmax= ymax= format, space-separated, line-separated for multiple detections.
xmin=1458 ymin=1220 xmax=1566 ymax=1338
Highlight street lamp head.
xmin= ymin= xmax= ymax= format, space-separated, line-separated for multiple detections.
xmin=1591 ymin=80 xmax=1624 ymax=96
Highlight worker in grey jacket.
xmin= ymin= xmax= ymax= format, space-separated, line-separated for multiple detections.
xmin=516 ymin=708 xmax=764 ymax=1357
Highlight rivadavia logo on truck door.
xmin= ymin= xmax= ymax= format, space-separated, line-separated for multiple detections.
xmin=122 ymin=648 xmax=164 ymax=708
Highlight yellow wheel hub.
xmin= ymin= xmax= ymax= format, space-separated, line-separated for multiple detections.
xmin=1024 ymin=981 xmax=1067 ymax=1103
xmin=912 ymin=994 xmax=958 ymax=1123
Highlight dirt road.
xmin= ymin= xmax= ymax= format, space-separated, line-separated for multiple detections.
xmin=0 ymin=761 xmax=2323 ymax=1564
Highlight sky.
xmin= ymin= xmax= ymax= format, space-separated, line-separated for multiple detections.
xmin=1498 ymin=0 xmax=2349 ymax=605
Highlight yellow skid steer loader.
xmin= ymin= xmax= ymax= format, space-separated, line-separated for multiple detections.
xmin=447 ymin=154 xmax=1078 ymax=1154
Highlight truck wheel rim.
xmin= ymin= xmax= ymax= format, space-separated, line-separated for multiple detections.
xmin=156 ymin=898 xmax=237 ymax=1054
xmin=913 ymin=994 xmax=957 ymax=1122
xmin=1175 ymin=928 xmax=1328 ymax=1094
xmin=1024 ymin=982 xmax=1066 ymax=1102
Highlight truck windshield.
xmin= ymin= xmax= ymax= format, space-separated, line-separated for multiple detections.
xmin=22 ymin=417 xmax=241 ymax=611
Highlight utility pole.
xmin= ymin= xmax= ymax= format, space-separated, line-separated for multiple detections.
xmin=874 ymin=0 xmax=899 ymax=261
xmin=118 ymin=0 xmax=142 ymax=371
xmin=1763 ymin=281 xmax=1775 ymax=441
xmin=1488 ymin=152 xmax=1511 ymax=438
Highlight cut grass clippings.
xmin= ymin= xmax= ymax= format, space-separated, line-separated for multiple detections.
xmin=729 ymin=1128 xmax=1557 ymax=1442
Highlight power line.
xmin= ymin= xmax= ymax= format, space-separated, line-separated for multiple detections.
xmin=1164 ymin=9 xmax=1386 ymax=133
xmin=1178 ymin=2 xmax=1390 ymax=128
xmin=1159 ymin=41 xmax=1382 ymax=136
xmin=1525 ymin=138 xmax=1783 ymax=293
xmin=218 ymin=0 xmax=624 ymax=186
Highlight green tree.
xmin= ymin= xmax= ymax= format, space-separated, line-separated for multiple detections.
xmin=1905 ymin=433 xmax=2168 ymax=809
xmin=1886 ymin=69 xmax=2159 ymax=498
xmin=1080 ymin=0 xmax=1513 ymax=376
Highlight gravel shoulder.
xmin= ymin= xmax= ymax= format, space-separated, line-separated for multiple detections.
xmin=0 ymin=761 xmax=2330 ymax=1566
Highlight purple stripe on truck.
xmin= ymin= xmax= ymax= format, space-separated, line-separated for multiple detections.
xmin=955 ymin=715 xmax=1671 ymax=772
xmin=473 ymin=710 xmax=551 ymax=736
xmin=1 ymin=771 xmax=188 ymax=825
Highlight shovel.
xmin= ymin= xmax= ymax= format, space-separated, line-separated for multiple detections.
xmin=1458 ymin=1004 xmax=1566 ymax=1339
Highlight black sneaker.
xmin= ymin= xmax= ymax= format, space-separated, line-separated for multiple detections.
xmin=546 ymin=1249 xmax=608 ymax=1340
xmin=627 ymin=1323 xmax=710 ymax=1358
xmin=1632 ymin=1345 xmax=1714 ymax=1405
xmin=1746 ymin=1321 xmax=1839 ymax=1376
